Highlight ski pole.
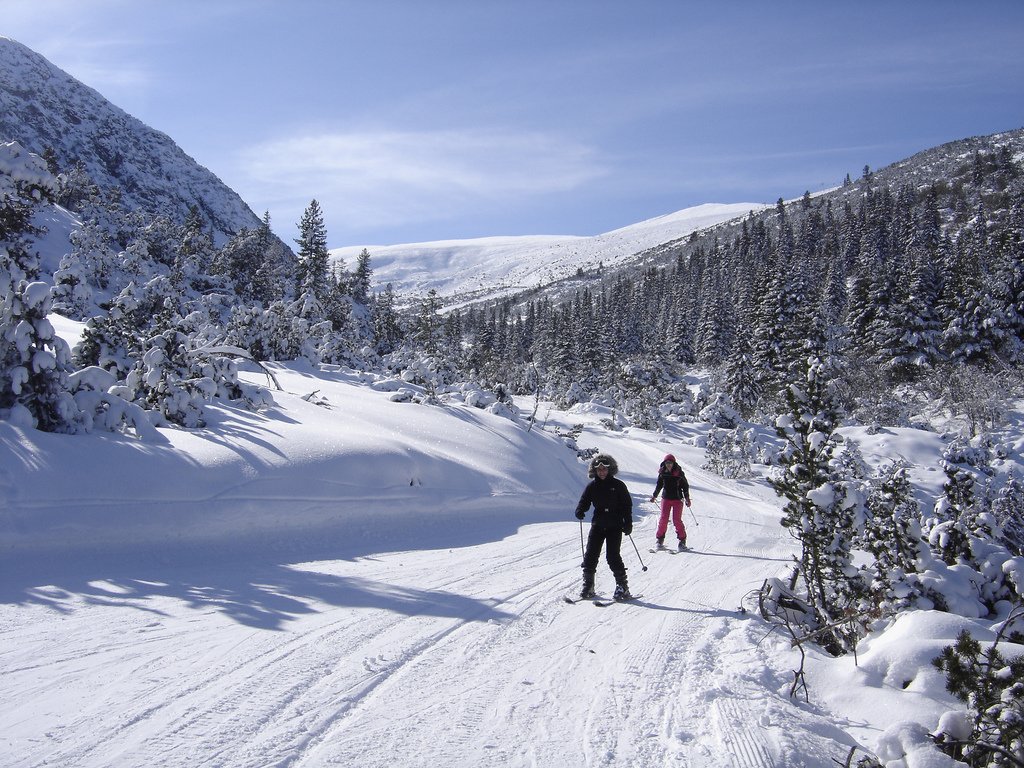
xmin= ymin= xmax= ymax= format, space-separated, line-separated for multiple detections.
xmin=579 ymin=519 xmax=586 ymax=566
xmin=688 ymin=503 xmax=699 ymax=527
xmin=628 ymin=534 xmax=648 ymax=572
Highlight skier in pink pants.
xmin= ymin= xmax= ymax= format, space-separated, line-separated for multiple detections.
xmin=650 ymin=454 xmax=691 ymax=551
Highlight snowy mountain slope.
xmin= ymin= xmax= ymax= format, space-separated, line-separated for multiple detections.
xmin=0 ymin=36 xmax=263 ymax=243
xmin=1 ymin=321 xmax=1006 ymax=766
xmin=331 ymin=202 xmax=764 ymax=302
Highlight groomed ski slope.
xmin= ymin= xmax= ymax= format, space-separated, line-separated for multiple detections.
xmin=4 ymin=477 xmax=817 ymax=766
xmin=1 ymin=356 xmax=957 ymax=767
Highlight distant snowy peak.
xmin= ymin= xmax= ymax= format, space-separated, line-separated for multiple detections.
xmin=0 ymin=36 xmax=262 ymax=243
xmin=333 ymin=202 xmax=764 ymax=301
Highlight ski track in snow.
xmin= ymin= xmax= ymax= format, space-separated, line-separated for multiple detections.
xmin=1 ymin=464 xmax=865 ymax=768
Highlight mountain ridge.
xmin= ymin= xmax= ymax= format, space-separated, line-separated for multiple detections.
xmin=0 ymin=35 xmax=262 ymax=244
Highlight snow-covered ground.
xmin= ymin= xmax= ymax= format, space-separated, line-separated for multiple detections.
xmin=330 ymin=202 xmax=764 ymax=303
xmin=0 ymin=318 xmax=1010 ymax=767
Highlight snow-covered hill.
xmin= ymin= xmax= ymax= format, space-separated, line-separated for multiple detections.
xmin=0 ymin=36 xmax=263 ymax=244
xmin=332 ymin=202 xmax=764 ymax=303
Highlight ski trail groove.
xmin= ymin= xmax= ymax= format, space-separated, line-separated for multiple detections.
xmin=711 ymin=698 xmax=777 ymax=768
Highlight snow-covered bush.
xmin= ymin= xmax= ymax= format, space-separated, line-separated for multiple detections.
xmin=874 ymin=720 xmax=960 ymax=767
xmin=224 ymin=300 xmax=323 ymax=365
xmin=861 ymin=461 xmax=930 ymax=615
xmin=557 ymin=380 xmax=586 ymax=410
xmin=699 ymin=392 xmax=740 ymax=428
xmin=0 ymin=276 xmax=83 ymax=432
xmin=921 ymin=436 xmax=1022 ymax=614
xmin=52 ymin=219 xmax=122 ymax=319
xmin=69 ymin=366 xmax=162 ymax=440
xmin=1 ymin=141 xmax=83 ymax=433
xmin=486 ymin=401 xmax=519 ymax=420
xmin=702 ymin=426 xmax=755 ymax=479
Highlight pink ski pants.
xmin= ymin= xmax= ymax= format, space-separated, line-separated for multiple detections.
xmin=656 ymin=498 xmax=686 ymax=541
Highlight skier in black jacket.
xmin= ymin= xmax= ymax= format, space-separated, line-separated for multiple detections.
xmin=574 ymin=453 xmax=633 ymax=600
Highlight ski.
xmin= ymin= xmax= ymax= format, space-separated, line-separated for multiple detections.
xmin=564 ymin=595 xmax=603 ymax=605
xmin=593 ymin=594 xmax=643 ymax=607
xmin=649 ymin=547 xmax=682 ymax=555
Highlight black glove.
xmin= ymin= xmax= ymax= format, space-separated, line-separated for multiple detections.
xmin=575 ymin=510 xmax=585 ymax=520
xmin=623 ymin=524 xmax=633 ymax=536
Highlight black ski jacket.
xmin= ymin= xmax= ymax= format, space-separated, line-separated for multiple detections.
xmin=575 ymin=476 xmax=633 ymax=531
xmin=653 ymin=467 xmax=690 ymax=502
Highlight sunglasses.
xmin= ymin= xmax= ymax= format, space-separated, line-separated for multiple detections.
xmin=593 ymin=460 xmax=611 ymax=468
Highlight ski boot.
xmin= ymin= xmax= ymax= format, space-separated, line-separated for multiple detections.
xmin=678 ymin=538 xmax=687 ymax=552
xmin=613 ymin=575 xmax=631 ymax=601
xmin=579 ymin=572 xmax=596 ymax=599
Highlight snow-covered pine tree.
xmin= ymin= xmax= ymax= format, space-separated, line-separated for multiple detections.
xmin=940 ymin=221 xmax=1004 ymax=368
xmin=0 ymin=141 xmax=82 ymax=432
xmin=53 ymin=213 xmax=131 ymax=319
xmin=211 ymin=210 xmax=290 ymax=306
xmin=53 ymin=158 xmax=101 ymax=213
xmin=925 ymin=436 xmax=1023 ymax=611
xmin=172 ymin=206 xmax=221 ymax=295
xmin=224 ymin=300 xmax=297 ymax=362
xmin=770 ymin=356 xmax=867 ymax=653
xmin=749 ymin=248 xmax=786 ymax=390
xmin=370 ymin=284 xmax=403 ymax=356
xmin=993 ymin=469 xmax=1024 ymax=556
xmin=578 ymin=291 xmax=609 ymax=390
xmin=817 ymin=239 xmax=848 ymax=332
xmin=74 ymin=275 xmax=177 ymax=376
xmin=212 ymin=225 xmax=261 ymax=302
xmin=412 ymin=289 xmax=444 ymax=356
xmin=294 ymin=199 xmax=330 ymax=305
xmin=993 ymin=198 xmax=1024 ymax=364
xmin=255 ymin=211 xmax=292 ymax=304
xmin=862 ymin=461 xmax=927 ymax=614
xmin=352 ymin=248 xmax=373 ymax=305
xmin=51 ymin=227 xmax=99 ymax=320
xmin=695 ymin=290 xmax=732 ymax=369
xmin=931 ymin=611 xmax=1024 ymax=768
xmin=887 ymin=241 xmax=945 ymax=382
xmin=724 ymin=333 xmax=762 ymax=419
xmin=617 ymin=359 xmax=666 ymax=431
xmin=927 ymin=437 xmax=985 ymax=566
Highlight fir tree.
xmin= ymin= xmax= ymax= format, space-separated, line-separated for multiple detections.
xmin=887 ymin=243 xmax=945 ymax=381
xmin=941 ymin=224 xmax=1003 ymax=367
xmin=724 ymin=334 xmax=762 ymax=419
xmin=412 ymin=289 xmax=444 ymax=355
xmin=294 ymin=199 xmax=330 ymax=304
xmin=371 ymin=284 xmax=403 ymax=355
xmin=352 ymin=248 xmax=373 ymax=305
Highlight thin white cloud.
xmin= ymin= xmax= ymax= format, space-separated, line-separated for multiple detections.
xmin=231 ymin=129 xmax=607 ymax=234
xmin=3 ymin=1 xmax=154 ymax=98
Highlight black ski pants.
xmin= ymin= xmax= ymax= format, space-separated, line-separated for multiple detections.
xmin=582 ymin=524 xmax=626 ymax=581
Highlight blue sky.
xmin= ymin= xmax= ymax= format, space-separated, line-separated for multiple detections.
xmin=5 ymin=1 xmax=1024 ymax=248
